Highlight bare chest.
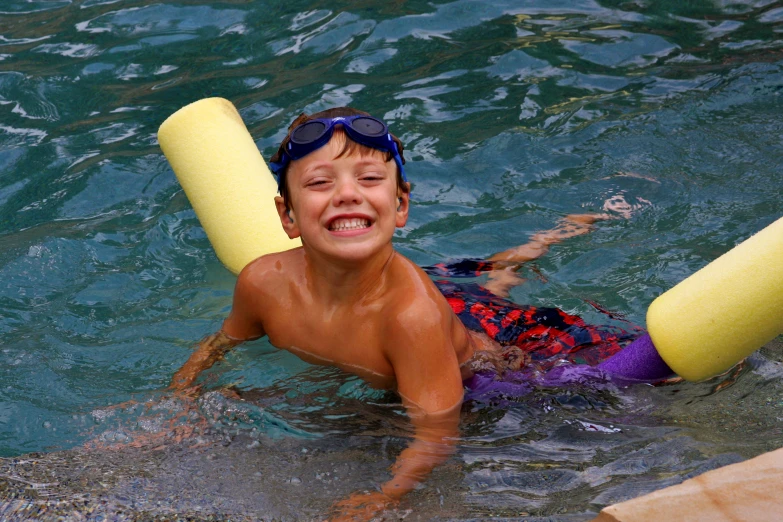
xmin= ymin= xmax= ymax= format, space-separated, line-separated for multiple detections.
xmin=263 ymin=308 xmax=396 ymax=388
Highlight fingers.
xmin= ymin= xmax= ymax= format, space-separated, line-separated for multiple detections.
xmin=169 ymin=368 xmax=199 ymax=391
xmin=173 ymin=384 xmax=203 ymax=399
xmin=328 ymin=491 xmax=396 ymax=521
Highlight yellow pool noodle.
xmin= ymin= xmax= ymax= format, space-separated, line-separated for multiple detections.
xmin=158 ymin=98 xmax=300 ymax=275
xmin=647 ymin=216 xmax=783 ymax=381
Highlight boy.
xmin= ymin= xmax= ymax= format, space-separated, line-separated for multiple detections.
xmin=170 ymin=107 xmax=632 ymax=518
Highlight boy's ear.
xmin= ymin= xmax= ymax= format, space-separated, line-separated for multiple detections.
xmin=275 ymin=196 xmax=300 ymax=239
xmin=395 ymin=189 xmax=410 ymax=228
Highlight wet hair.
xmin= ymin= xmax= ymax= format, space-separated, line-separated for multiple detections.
xmin=269 ymin=107 xmax=409 ymax=210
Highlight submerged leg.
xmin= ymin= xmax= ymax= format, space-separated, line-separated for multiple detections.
xmin=484 ymin=193 xmax=647 ymax=297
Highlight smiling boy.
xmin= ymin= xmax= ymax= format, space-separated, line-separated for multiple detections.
xmin=170 ymin=107 xmax=631 ymax=518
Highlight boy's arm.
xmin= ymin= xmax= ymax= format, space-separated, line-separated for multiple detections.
xmin=169 ymin=266 xmax=266 ymax=391
xmin=330 ymin=300 xmax=463 ymax=519
xmin=380 ymin=301 xmax=464 ymax=498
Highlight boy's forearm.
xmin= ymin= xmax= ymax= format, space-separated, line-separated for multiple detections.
xmin=328 ymin=426 xmax=457 ymax=520
xmin=170 ymin=331 xmax=242 ymax=390
xmin=381 ymin=404 xmax=460 ymax=500
xmin=381 ymin=436 xmax=457 ymax=499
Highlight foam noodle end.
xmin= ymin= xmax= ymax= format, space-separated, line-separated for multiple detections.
xmin=647 ymin=216 xmax=783 ymax=381
xmin=158 ymin=98 xmax=300 ymax=275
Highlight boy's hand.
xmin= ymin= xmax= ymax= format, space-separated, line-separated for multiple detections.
xmin=328 ymin=491 xmax=396 ymax=521
xmin=170 ymin=383 xmax=203 ymax=399
xmin=169 ymin=331 xmax=242 ymax=391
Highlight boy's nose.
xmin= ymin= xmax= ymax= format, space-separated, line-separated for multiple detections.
xmin=333 ymin=177 xmax=363 ymax=206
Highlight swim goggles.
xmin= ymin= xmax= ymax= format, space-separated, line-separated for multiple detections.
xmin=269 ymin=115 xmax=407 ymax=185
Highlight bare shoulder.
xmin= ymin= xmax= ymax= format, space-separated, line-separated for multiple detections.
xmin=236 ymin=247 xmax=303 ymax=296
xmin=223 ymin=248 xmax=304 ymax=341
xmin=382 ymin=253 xmax=455 ymax=336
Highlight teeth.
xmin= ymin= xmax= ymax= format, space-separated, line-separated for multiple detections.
xmin=330 ymin=218 xmax=370 ymax=231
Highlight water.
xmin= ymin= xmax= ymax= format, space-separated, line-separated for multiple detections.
xmin=1 ymin=0 xmax=782 ymax=519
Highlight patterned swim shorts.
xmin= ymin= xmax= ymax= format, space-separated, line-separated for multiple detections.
xmin=423 ymin=259 xmax=641 ymax=368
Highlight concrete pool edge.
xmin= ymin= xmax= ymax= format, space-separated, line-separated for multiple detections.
xmin=592 ymin=446 xmax=783 ymax=522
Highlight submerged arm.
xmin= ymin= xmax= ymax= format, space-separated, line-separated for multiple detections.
xmin=329 ymin=300 xmax=464 ymax=520
xmin=329 ymin=407 xmax=460 ymax=521
xmin=383 ymin=303 xmax=464 ymax=500
xmin=169 ymin=331 xmax=243 ymax=391
xmin=171 ymin=264 xmax=266 ymax=391
xmin=381 ymin=397 xmax=461 ymax=499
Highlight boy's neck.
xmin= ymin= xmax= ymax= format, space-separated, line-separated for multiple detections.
xmin=302 ymin=244 xmax=397 ymax=305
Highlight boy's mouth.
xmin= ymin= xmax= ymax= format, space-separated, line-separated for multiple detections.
xmin=328 ymin=217 xmax=371 ymax=232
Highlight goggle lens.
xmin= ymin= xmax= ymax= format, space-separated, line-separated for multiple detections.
xmin=350 ymin=116 xmax=386 ymax=137
xmin=291 ymin=121 xmax=327 ymax=143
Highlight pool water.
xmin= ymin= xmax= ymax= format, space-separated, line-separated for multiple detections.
xmin=1 ymin=0 xmax=782 ymax=519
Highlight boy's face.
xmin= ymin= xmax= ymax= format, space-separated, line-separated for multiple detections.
xmin=274 ymin=132 xmax=409 ymax=263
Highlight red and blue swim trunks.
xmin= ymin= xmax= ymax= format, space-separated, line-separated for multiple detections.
xmin=423 ymin=259 xmax=641 ymax=368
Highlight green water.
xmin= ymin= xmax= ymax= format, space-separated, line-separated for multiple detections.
xmin=1 ymin=0 xmax=782 ymax=519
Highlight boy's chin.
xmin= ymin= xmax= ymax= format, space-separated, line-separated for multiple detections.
xmin=305 ymin=237 xmax=393 ymax=263
xmin=329 ymin=244 xmax=388 ymax=262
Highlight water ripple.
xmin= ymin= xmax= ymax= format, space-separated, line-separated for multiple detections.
xmin=0 ymin=71 xmax=60 ymax=121
xmin=562 ymin=30 xmax=679 ymax=68
xmin=0 ymin=1 xmax=71 ymax=15
xmin=76 ymin=4 xmax=248 ymax=36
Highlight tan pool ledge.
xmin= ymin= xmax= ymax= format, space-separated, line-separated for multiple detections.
xmin=592 ymin=446 xmax=783 ymax=522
